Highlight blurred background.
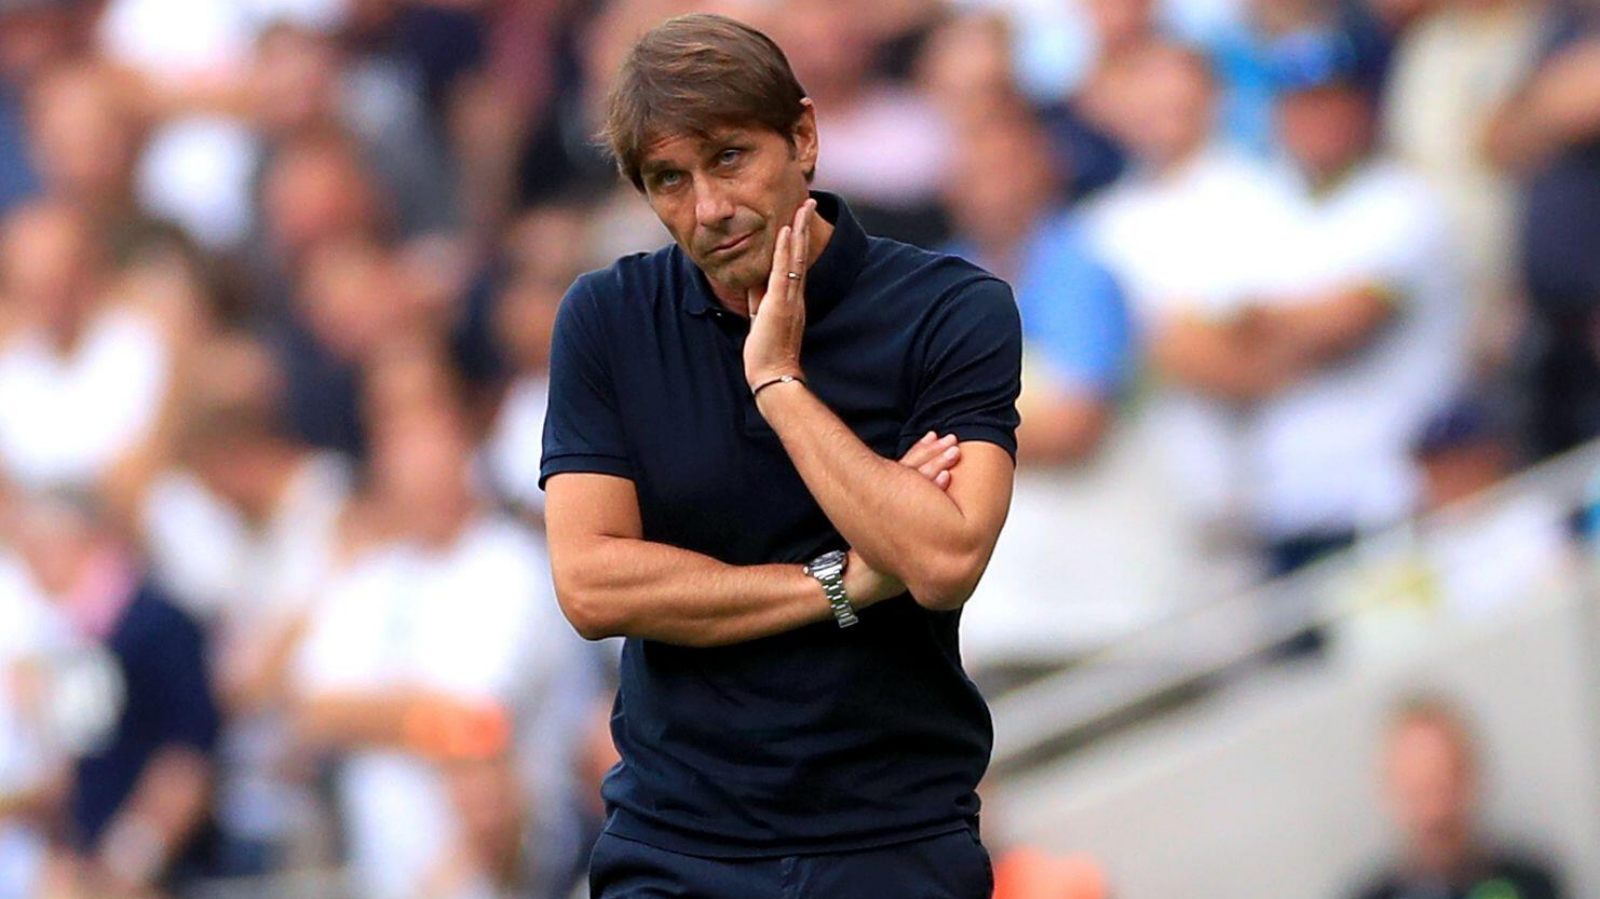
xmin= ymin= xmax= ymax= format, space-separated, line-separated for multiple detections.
xmin=0 ymin=0 xmax=1597 ymax=896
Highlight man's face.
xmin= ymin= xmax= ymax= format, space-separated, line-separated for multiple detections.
xmin=1279 ymin=85 xmax=1372 ymax=178
xmin=1385 ymin=718 xmax=1477 ymax=870
xmin=946 ymin=117 xmax=1057 ymax=248
xmin=638 ymin=107 xmax=818 ymax=296
xmin=1116 ymin=49 xmax=1215 ymax=168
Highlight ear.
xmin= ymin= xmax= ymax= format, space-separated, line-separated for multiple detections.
xmin=792 ymin=98 xmax=819 ymax=179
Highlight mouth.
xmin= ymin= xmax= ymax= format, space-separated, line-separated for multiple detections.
xmin=707 ymin=231 xmax=756 ymax=257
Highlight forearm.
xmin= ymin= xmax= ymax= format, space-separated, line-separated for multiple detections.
xmin=754 ymin=381 xmax=984 ymax=608
xmin=1016 ymin=390 xmax=1112 ymax=465
xmin=1264 ymin=287 xmax=1393 ymax=365
xmin=553 ymin=536 xmax=843 ymax=647
xmin=1152 ymin=318 xmax=1294 ymax=401
xmin=296 ymin=693 xmax=417 ymax=751
xmin=96 ymin=749 xmax=209 ymax=883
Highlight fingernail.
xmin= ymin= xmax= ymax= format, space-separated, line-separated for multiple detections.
xmin=923 ymin=431 xmax=936 ymax=441
xmin=944 ymin=447 xmax=959 ymax=458
xmin=940 ymin=434 xmax=957 ymax=443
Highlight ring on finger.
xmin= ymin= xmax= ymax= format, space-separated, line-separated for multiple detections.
xmin=786 ymin=271 xmax=801 ymax=281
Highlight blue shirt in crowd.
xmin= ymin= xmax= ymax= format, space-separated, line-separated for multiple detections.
xmin=71 ymin=581 xmax=220 ymax=851
xmin=540 ymin=192 xmax=1022 ymax=857
xmin=947 ymin=212 xmax=1133 ymax=398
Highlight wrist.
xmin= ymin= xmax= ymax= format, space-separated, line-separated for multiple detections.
xmin=98 ymin=813 xmax=166 ymax=888
xmin=747 ymin=366 xmax=805 ymax=394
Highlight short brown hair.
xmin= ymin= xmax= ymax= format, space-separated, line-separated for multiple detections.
xmin=601 ymin=13 xmax=808 ymax=191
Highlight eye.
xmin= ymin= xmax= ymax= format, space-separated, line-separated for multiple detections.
xmin=716 ymin=147 xmax=744 ymax=166
xmin=652 ymin=170 xmax=684 ymax=191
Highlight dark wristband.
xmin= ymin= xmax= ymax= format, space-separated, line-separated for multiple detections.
xmin=751 ymin=374 xmax=806 ymax=399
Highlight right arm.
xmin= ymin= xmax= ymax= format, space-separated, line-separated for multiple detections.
xmin=1486 ymin=38 xmax=1600 ymax=171
xmin=545 ymin=469 xmax=923 ymax=648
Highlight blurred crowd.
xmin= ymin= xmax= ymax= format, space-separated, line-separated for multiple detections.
xmin=0 ymin=0 xmax=1596 ymax=895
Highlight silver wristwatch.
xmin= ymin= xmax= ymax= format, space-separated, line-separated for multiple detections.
xmin=805 ymin=550 xmax=858 ymax=628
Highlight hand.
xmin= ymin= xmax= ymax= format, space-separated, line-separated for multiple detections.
xmin=844 ymin=549 xmax=905 ymax=607
xmin=745 ymin=199 xmax=817 ymax=390
xmin=835 ymin=434 xmax=959 ymax=605
xmin=898 ymin=431 xmax=961 ymax=491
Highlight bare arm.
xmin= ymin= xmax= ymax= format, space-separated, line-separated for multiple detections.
xmin=1255 ymin=285 xmax=1395 ymax=366
xmin=545 ymin=434 xmax=962 ymax=645
xmin=1149 ymin=313 xmax=1299 ymax=401
xmin=755 ymin=385 xmax=1014 ymax=611
xmin=1016 ymin=383 xmax=1114 ymax=465
xmin=743 ymin=204 xmax=1016 ymax=611
xmin=1486 ymin=39 xmax=1600 ymax=171
xmin=546 ymin=474 xmax=904 ymax=646
xmin=91 ymin=748 xmax=210 ymax=892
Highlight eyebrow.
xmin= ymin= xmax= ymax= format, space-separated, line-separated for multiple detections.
xmin=640 ymin=129 xmax=751 ymax=177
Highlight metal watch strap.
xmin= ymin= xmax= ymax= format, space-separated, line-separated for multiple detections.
xmin=806 ymin=550 xmax=858 ymax=629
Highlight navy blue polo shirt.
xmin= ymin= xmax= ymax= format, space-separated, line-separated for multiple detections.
xmin=540 ymin=192 xmax=1021 ymax=857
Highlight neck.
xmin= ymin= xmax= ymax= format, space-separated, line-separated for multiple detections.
xmin=1410 ymin=834 xmax=1476 ymax=883
xmin=243 ymin=448 xmax=306 ymax=523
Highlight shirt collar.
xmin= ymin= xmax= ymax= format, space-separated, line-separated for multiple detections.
xmin=680 ymin=190 xmax=868 ymax=321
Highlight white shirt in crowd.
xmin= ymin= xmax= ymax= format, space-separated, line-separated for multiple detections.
xmin=1247 ymin=159 xmax=1465 ymax=540
xmin=481 ymin=375 xmax=549 ymax=516
xmin=293 ymin=516 xmax=571 ymax=899
xmin=141 ymin=451 xmax=355 ymax=846
xmin=0 ymin=308 xmax=171 ymax=492
xmin=0 ymin=554 xmax=121 ymax=899
xmin=1085 ymin=145 xmax=1302 ymax=530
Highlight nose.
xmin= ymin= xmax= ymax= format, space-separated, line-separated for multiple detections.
xmin=693 ymin=176 xmax=736 ymax=229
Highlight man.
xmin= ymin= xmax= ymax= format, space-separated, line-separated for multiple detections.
xmin=540 ymin=13 xmax=1020 ymax=898
xmin=939 ymin=103 xmax=1195 ymax=674
xmin=10 ymin=488 xmax=220 ymax=895
xmin=1084 ymin=42 xmax=1299 ymax=592
xmin=1247 ymin=31 xmax=1463 ymax=579
xmin=1349 ymin=697 xmax=1564 ymax=899
xmin=1485 ymin=3 xmax=1600 ymax=460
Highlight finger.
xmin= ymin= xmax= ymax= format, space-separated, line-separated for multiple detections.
xmin=789 ymin=201 xmax=812 ymax=300
xmin=934 ymin=470 xmax=952 ymax=491
xmin=916 ymin=445 xmax=961 ymax=479
xmin=898 ymin=432 xmax=951 ymax=468
xmin=757 ymin=225 xmax=791 ymax=317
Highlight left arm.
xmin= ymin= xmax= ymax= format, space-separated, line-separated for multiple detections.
xmin=746 ymin=203 xmax=1017 ymax=611
xmin=1254 ymin=285 xmax=1395 ymax=368
xmin=757 ymin=383 xmax=1014 ymax=611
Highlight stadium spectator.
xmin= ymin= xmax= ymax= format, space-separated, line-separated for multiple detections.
xmin=1245 ymin=31 xmax=1464 ymax=578
xmin=943 ymin=105 xmax=1206 ymax=668
xmin=22 ymin=62 xmax=142 ymax=233
xmin=480 ymin=204 xmax=591 ymax=524
xmin=0 ymin=0 xmax=85 ymax=216
xmin=0 ymin=202 xmax=180 ymax=513
xmin=11 ymin=487 xmax=220 ymax=896
xmin=291 ymin=357 xmax=575 ymax=899
xmin=247 ymin=20 xmax=458 ymax=242
xmin=266 ymin=229 xmax=396 ymax=458
xmin=1383 ymin=0 xmax=1543 ymax=373
xmin=1348 ymin=696 xmax=1564 ymax=899
xmin=139 ymin=334 xmax=355 ymax=876
xmin=1487 ymin=5 xmax=1600 ymax=460
xmin=1085 ymin=41 xmax=1299 ymax=590
xmin=95 ymin=0 xmax=345 ymax=248
xmin=775 ymin=0 xmax=954 ymax=245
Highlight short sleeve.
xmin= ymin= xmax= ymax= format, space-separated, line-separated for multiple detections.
xmin=1022 ymin=236 xmax=1135 ymax=396
xmin=539 ymin=277 xmax=634 ymax=488
xmin=901 ymin=277 xmax=1023 ymax=459
xmin=148 ymin=607 xmax=220 ymax=755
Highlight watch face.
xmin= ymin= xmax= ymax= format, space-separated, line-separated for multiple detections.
xmin=811 ymin=551 xmax=846 ymax=577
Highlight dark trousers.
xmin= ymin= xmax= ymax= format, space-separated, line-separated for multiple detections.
xmin=589 ymin=827 xmax=994 ymax=899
